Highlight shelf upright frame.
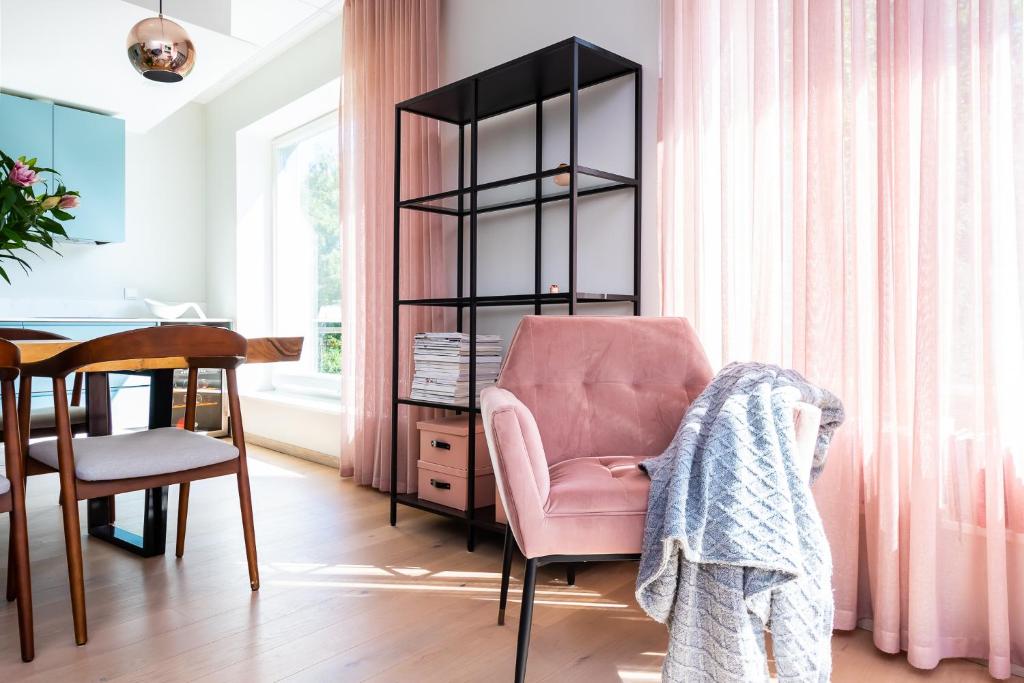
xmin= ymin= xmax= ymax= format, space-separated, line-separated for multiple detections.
xmin=534 ymin=96 xmax=543 ymax=314
xmin=390 ymin=107 xmax=402 ymax=526
xmin=568 ymin=41 xmax=580 ymax=314
xmin=457 ymin=125 xmax=465 ymax=331
xmin=466 ymin=78 xmax=480 ymax=552
xmin=633 ymin=67 xmax=642 ymax=315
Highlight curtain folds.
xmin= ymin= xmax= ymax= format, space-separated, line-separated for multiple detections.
xmin=339 ymin=0 xmax=448 ymax=492
xmin=660 ymin=0 xmax=1024 ymax=677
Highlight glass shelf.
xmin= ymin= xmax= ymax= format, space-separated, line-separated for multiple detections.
xmin=399 ymin=166 xmax=635 ymax=217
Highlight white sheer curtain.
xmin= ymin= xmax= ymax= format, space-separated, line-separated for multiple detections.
xmin=659 ymin=0 xmax=1024 ymax=676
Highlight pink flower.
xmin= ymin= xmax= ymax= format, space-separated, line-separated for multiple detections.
xmin=58 ymin=195 xmax=79 ymax=209
xmin=8 ymin=160 xmax=41 ymax=187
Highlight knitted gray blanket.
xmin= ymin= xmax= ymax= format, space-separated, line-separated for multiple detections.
xmin=636 ymin=362 xmax=844 ymax=682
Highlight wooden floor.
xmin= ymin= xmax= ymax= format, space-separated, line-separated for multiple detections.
xmin=0 ymin=444 xmax=1002 ymax=682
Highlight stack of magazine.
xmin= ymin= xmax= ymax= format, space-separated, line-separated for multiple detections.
xmin=411 ymin=332 xmax=503 ymax=405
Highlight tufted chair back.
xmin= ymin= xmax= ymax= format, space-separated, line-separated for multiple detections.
xmin=495 ymin=316 xmax=714 ymax=465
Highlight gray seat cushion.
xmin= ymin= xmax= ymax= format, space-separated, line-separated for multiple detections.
xmin=29 ymin=427 xmax=239 ymax=482
xmin=0 ymin=405 xmax=88 ymax=430
xmin=0 ymin=476 xmax=9 ymax=496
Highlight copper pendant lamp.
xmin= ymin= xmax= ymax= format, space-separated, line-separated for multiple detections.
xmin=126 ymin=0 xmax=196 ymax=83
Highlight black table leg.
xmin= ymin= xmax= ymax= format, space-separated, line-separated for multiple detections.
xmin=86 ymin=369 xmax=173 ymax=558
xmin=84 ymin=372 xmax=115 ymax=522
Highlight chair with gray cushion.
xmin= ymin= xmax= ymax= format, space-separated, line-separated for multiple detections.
xmin=0 ymin=339 xmax=34 ymax=662
xmin=20 ymin=326 xmax=259 ymax=647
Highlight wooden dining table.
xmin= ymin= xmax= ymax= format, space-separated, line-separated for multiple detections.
xmin=13 ymin=335 xmax=302 ymax=558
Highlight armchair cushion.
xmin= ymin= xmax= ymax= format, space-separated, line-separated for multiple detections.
xmin=546 ymin=455 xmax=649 ymax=516
xmin=30 ymin=427 xmax=238 ymax=482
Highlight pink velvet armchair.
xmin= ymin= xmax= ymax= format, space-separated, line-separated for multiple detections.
xmin=480 ymin=316 xmax=822 ymax=682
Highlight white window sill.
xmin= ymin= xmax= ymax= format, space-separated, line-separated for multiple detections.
xmin=240 ymin=389 xmax=343 ymax=415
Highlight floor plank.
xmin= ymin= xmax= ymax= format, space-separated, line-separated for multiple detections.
xmin=0 ymin=444 xmax=1003 ymax=681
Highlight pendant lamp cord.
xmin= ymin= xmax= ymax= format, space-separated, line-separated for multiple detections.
xmin=158 ymin=0 xmax=163 ymax=17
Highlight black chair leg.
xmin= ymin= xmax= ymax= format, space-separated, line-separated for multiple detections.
xmin=498 ymin=525 xmax=515 ymax=625
xmin=566 ymin=564 xmax=576 ymax=586
xmin=515 ymin=558 xmax=538 ymax=683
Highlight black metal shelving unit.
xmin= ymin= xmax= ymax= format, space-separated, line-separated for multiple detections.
xmin=390 ymin=37 xmax=642 ymax=551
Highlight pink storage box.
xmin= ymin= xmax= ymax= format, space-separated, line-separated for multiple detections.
xmin=417 ymin=417 xmax=491 ymax=472
xmin=417 ymin=460 xmax=495 ymax=511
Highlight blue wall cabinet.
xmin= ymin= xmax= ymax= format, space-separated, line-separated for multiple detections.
xmin=0 ymin=93 xmax=53 ymax=169
xmin=53 ymin=104 xmax=126 ymax=243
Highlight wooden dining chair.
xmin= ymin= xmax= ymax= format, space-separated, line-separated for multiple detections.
xmin=0 ymin=328 xmax=88 ymax=438
xmin=20 ymin=325 xmax=259 ymax=646
xmin=0 ymin=339 xmax=34 ymax=662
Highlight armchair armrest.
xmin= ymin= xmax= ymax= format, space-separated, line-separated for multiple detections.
xmin=480 ymin=387 xmax=551 ymax=547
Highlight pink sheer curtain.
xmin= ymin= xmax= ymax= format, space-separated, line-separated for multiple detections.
xmin=339 ymin=0 xmax=449 ymax=491
xmin=660 ymin=0 xmax=1024 ymax=677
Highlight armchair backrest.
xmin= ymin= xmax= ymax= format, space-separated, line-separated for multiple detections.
xmin=496 ymin=316 xmax=713 ymax=465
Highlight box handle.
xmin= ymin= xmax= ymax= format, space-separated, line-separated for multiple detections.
xmin=430 ymin=439 xmax=451 ymax=451
xmin=429 ymin=479 xmax=452 ymax=490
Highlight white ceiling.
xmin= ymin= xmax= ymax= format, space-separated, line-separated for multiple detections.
xmin=0 ymin=0 xmax=341 ymax=132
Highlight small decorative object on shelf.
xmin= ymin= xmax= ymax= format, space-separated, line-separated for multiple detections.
xmin=553 ymin=163 xmax=570 ymax=187
xmin=0 ymin=152 xmax=80 ymax=283
xmin=391 ymin=37 xmax=642 ymax=551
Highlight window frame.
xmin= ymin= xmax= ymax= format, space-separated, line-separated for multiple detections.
xmin=269 ymin=109 xmax=341 ymax=399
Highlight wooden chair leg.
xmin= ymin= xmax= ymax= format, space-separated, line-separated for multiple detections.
xmin=10 ymin=488 xmax=34 ymax=662
xmin=176 ymin=366 xmax=198 ymax=560
xmin=236 ymin=471 xmax=259 ymax=591
xmin=175 ymin=482 xmax=190 ymax=558
xmin=498 ymin=525 xmax=514 ymax=625
xmin=515 ymin=558 xmax=538 ymax=683
xmin=226 ymin=369 xmax=259 ymax=591
xmin=566 ymin=564 xmax=576 ymax=586
xmin=58 ymin=480 xmax=87 ymax=645
xmin=52 ymin=377 xmax=88 ymax=646
xmin=4 ymin=378 xmax=34 ymax=661
xmin=6 ymin=528 xmax=15 ymax=602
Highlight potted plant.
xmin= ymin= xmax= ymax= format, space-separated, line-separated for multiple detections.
xmin=0 ymin=151 xmax=80 ymax=283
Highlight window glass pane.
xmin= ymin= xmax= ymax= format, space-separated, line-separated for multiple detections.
xmin=272 ymin=115 xmax=341 ymax=393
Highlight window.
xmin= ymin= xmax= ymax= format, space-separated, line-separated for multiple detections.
xmin=271 ymin=112 xmax=341 ymax=396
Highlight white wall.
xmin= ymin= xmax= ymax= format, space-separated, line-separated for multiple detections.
xmin=439 ymin=0 xmax=661 ymax=345
xmin=204 ymin=19 xmax=342 ymax=460
xmin=0 ymin=103 xmax=207 ymax=318
xmin=204 ymin=19 xmax=341 ymax=322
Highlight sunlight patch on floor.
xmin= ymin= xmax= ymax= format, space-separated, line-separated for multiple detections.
xmin=433 ymin=569 xmax=503 ymax=580
xmin=246 ymin=458 xmax=306 ymax=478
xmin=617 ymin=669 xmax=662 ymax=681
xmin=265 ymin=578 xmax=628 ymax=609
